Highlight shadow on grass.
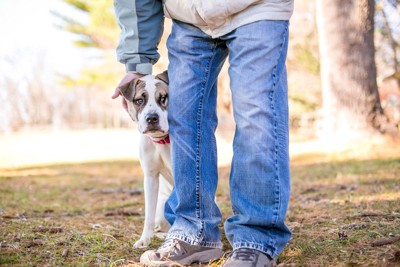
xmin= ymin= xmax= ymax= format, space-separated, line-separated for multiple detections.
xmin=0 ymin=157 xmax=399 ymax=266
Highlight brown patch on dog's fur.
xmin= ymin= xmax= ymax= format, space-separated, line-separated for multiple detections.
xmin=132 ymin=80 xmax=148 ymax=120
xmin=155 ymin=82 xmax=168 ymax=111
xmin=155 ymin=70 xmax=168 ymax=85
xmin=119 ymin=79 xmax=142 ymax=101
xmin=119 ymin=79 xmax=148 ymax=121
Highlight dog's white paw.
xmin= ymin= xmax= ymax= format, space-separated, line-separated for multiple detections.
xmin=134 ymin=237 xmax=151 ymax=248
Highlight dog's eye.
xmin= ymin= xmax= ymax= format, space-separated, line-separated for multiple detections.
xmin=135 ymin=98 xmax=144 ymax=105
xmin=160 ymin=95 xmax=167 ymax=105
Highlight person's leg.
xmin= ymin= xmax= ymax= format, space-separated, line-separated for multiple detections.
xmin=140 ymin=20 xmax=228 ymax=266
xmin=165 ymin=21 xmax=228 ymax=246
xmin=223 ymin=20 xmax=292 ymax=261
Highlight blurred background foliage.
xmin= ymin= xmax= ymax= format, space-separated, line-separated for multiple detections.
xmin=52 ymin=0 xmax=121 ymax=90
xmin=0 ymin=0 xmax=399 ymax=135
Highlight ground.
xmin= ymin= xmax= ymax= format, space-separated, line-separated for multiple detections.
xmin=0 ymin=131 xmax=399 ymax=266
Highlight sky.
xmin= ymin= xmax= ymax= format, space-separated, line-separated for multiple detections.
xmin=0 ymin=0 xmax=91 ymax=81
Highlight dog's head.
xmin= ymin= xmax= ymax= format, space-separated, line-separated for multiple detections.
xmin=118 ymin=71 xmax=169 ymax=139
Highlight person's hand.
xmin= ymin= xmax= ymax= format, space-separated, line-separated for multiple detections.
xmin=112 ymin=73 xmax=145 ymax=110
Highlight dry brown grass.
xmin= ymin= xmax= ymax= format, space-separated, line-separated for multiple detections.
xmin=1 ymin=135 xmax=399 ymax=266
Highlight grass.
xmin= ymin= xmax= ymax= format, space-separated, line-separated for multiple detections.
xmin=1 ymin=139 xmax=400 ymax=266
xmin=282 ymin=157 xmax=400 ymax=267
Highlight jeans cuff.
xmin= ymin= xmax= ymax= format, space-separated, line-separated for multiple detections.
xmin=233 ymin=242 xmax=276 ymax=259
xmin=166 ymin=233 xmax=223 ymax=249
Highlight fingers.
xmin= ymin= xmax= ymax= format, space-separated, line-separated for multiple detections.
xmin=112 ymin=90 xmax=128 ymax=111
xmin=117 ymin=73 xmax=146 ymax=90
xmin=112 ymin=73 xmax=146 ymax=99
xmin=113 ymin=73 xmax=146 ymax=110
xmin=111 ymin=87 xmax=121 ymax=99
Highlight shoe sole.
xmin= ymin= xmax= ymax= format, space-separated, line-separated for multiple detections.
xmin=141 ymin=248 xmax=224 ymax=267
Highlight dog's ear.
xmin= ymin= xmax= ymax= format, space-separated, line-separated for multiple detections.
xmin=155 ymin=70 xmax=168 ymax=85
xmin=118 ymin=79 xmax=142 ymax=101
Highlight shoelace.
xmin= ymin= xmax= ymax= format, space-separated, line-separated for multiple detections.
xmin=230 ymin=248 xmax=258 ymax=262
xmin=158 ymin=239 xmax=184 ymax=258
xmin=159 ymin=238 xmax=176 ymax=249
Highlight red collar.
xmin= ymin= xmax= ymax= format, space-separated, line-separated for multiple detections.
xmin=148 ymin=135 xmax=170 ymax=145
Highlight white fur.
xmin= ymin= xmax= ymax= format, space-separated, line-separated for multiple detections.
xmin=128 ymin=75 xmax=169 ymax=139
xmin=123 ymin=75 xmax=173 ymax=248
xmin=135 ymin=135 xmax=173 ymax=248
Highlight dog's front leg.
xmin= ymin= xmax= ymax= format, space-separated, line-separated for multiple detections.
xmin=154 ymin=175 xmax=172 ymax=233
xmin=134 ymin=172 xmax=159 ymax=248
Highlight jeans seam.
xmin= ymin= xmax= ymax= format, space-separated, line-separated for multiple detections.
xmin=271 ymin=23 xmax=289 ymax=226
xmin=194 ymin=40 xmax=218 ymax=243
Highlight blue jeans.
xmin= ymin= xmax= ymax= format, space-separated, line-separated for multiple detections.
xmin=164 ymin=20 xmax=291 ymax=259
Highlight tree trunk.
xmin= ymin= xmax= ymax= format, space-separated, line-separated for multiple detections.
xmin=316 ymin=0 xmax=390 ymax=136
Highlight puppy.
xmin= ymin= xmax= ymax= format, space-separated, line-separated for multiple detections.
xmin=119 ymin=71 xmax=173 ymax=248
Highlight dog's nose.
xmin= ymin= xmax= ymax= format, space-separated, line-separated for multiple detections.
xmin=146 ymin=113 xmax=159 ymax=124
